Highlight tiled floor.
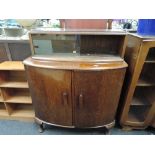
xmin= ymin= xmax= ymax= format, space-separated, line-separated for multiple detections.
xmin=0 ymin=120 xmax=154 ymax=135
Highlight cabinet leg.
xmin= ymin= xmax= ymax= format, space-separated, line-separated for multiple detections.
xmin=38 ymin=123 xmax=44 ymax=133
xmin=97 ymin=127 xmax=110 ymax=135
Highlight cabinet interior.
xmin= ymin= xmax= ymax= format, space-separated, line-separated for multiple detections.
xmin=145 ymin=47 xmax=155 ymax=62
xmin=128 ymin=106 xmax=150 ymax=123
xmin=131 ymin=87 xmax=155 ymax=106
xmin=138 ymin=63 xmax=155 ymax=86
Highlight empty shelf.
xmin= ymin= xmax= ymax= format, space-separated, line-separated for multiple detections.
xmin=11 ymin=109 xmax=34 ymax=118
xmin=131 ymin=96 xmax=150 ymax=106
xmin=131 ymin=87 xmax=154 ymax=106
xmin=137 ymin=78 xmax=155 ymax=86
xmin=0 ymin=61 xmax=25 ymax=71
xmin=0 ymin=81 xmax=29 ymax=88
xmin=128 ymin=106 xmax=149 ymax=123
xmin=145 ymin=60 xmax=155 ymax=63
xmin=6 ymin=96 xmax=32 ymax=104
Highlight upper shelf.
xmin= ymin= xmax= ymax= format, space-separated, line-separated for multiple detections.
xmin=30 ymin=28 xmax=127 ymax=35
xmin=0 ymin=61 xmax=25 ymax=71
xmin=0 ymin=81 xmax=29 ymax=88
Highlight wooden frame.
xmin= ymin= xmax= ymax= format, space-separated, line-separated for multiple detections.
xmin=120 ymin=34 xmax=155 ymax=129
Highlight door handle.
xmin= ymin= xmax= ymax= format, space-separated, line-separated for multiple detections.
xmin=62 ymin=92 xmax=68 ymax=106
xmin=34 ymin=45 xmax=39 ymax=48
xmin=79 ymin=93 xmax=83 ymax=108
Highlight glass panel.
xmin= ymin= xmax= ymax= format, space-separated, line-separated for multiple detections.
xmin=32 ymin=34 xmax=80 ymax=55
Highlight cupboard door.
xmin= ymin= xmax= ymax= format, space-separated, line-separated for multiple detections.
xmin=73 ymin=69 xmax=126 ymax=128
xmin=25 ymin=66 xmax=72 ymax=126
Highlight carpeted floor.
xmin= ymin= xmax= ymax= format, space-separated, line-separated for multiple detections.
xmin=0 ymin=120 xmax=154 ymax=135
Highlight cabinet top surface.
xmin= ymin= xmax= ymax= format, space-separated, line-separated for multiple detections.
xmin=30 ymin=28 xmax=126 ymax=35
xmin=129 ymin=33 xmax=155 ymax=40
xmin=24 ymin=56 xmax=127 ymax=70
xmin=31 ymin=54 xmax=123 ymax=62
xmin=0 ymin=61 xmax=24 ymax=70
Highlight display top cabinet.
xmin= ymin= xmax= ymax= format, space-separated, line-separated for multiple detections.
xmin=120 ymin=33 xmax=155 ymax=130
xmin=24 ymin=29 xmax=128 ymax=130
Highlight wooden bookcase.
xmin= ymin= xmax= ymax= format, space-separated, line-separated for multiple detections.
xmin=120 ymin=34 xmax=155 ymax=129
xmin=0 ymin=61 xmax=34 ymax=121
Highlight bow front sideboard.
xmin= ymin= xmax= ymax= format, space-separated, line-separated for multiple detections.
xmin=23 ymin=29 xmax=127 ymax=131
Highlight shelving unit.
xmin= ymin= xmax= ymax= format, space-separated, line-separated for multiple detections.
xmin=0 ymin=61 xmax=34 ymax=121
xmin=120 ymin=34 xmax=155 ymax=129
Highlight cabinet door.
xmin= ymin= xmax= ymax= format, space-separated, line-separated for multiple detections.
xmin=25 ymin=66 xmax=72 ymax=127
xmin=33 ymin=40 xmax=53 ymax=55
xmin=73 ymin=69 xmax=126 ymax=128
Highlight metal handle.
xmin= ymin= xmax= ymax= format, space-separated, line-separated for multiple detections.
xmin=34 ymin=45 xmax=39 ymax=48
xmin=79 ymin=93 xmax=83 ymax=108
xmin=63 ymin=92 xmax=68 ymax=105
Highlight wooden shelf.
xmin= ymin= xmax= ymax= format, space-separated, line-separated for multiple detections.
xmin=145 ymin=60 xmax=155 ymax=63
xmin=6 ymin=95 xmax=32 ymax=104
xmin=131 ymin=96 xmax=150 ymax=106
xmin=0 ymin=61 xmax=25 ymax=71
xmin=137 ymin=63 xmax=155 ymax=86
xmin=128 ymin=106 xmax=149 ymax=123
xmin=137 ymin=78 xmax=155 ymax=86
xmin=0 ymin=81 xmax=29 ymax=88
xmin=11 ymin=109 xmax=34 ymax=118
xmin=131 ymin=87 xmax=155 ymax=106
xmin=7 ymin=104 xmax=34 ymax=121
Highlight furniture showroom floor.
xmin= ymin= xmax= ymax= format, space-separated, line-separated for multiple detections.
xmin=0 ymin=120 xmax=154 ymax=135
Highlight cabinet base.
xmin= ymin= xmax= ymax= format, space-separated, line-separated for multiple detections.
xmin=35 ymin=117 xmax=115 ymax=132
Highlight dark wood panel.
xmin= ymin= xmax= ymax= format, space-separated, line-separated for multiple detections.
xmin=25 ymin=66 xmax=73 ymax=126
xmin=80 ymin=35 xmax=124 ymax=55
xmin=73 ymin=69 xmax=126 ymax=128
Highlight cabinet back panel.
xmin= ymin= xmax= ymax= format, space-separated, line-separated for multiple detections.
xmin=80 ymin=35 xmax=124 ymax=55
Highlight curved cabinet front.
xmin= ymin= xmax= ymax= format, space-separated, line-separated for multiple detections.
xmin=24 ymin=57 xmax=127 ymax=128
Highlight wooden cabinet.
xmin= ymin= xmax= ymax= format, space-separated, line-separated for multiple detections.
xmin=24 ymin=56 xmax=127 ymax=128
xmin=0 ymin=61 xmax=34 ymax=121
xmin=24 ymin=29 xmax=127 ymax=129
xmin=120 ymin=34 xmax=155 ymax=129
